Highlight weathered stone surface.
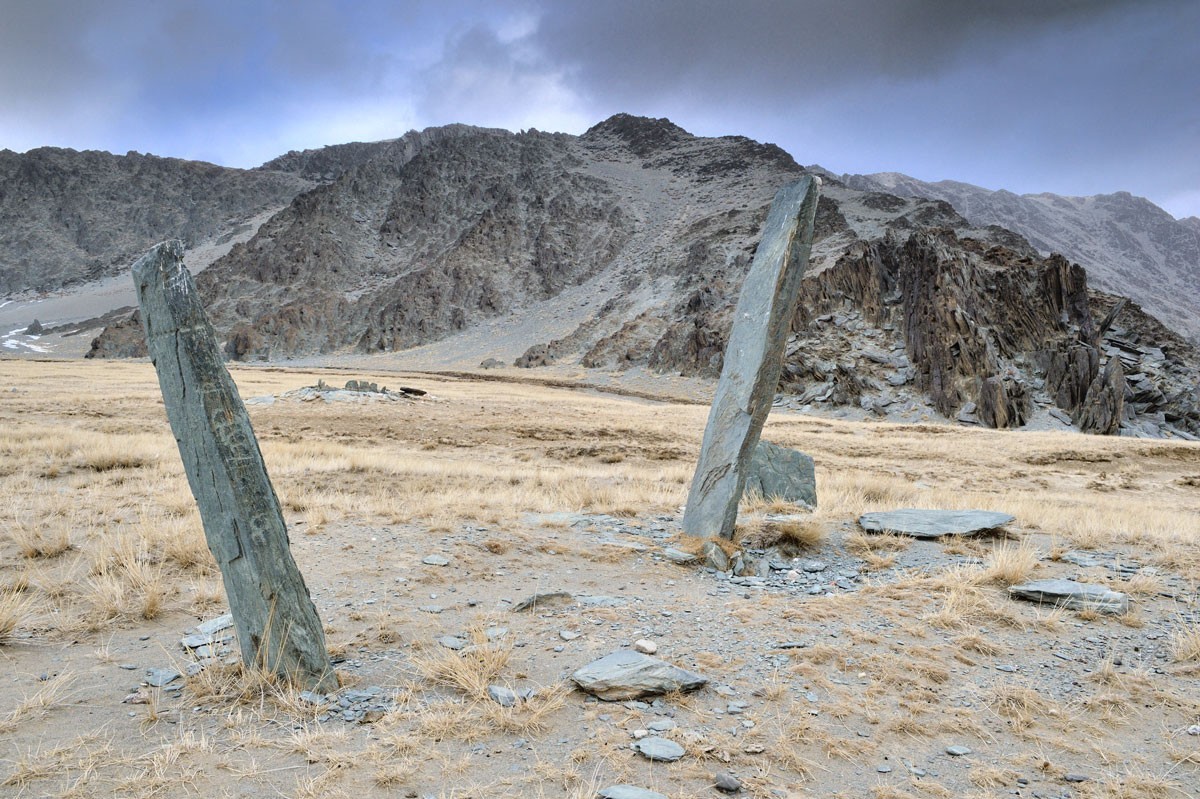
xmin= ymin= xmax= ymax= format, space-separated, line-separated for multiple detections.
xmin=572 ymin=650 xmax=707 ymax=701
xmin=859 ymin=509 xmax=1015 ymax=538
xmin=134 ymin=240 xmax=335 ymax=692
xmin=742 ymin=439 xmax=817 ymax=507
xmin=511 ymin=591 xmax=573 ymax=612
xmin=683 ymin=177 xmax=821 ymax=539
xmin=632 ymin=736 xmax=686 ymax=762
xmin=487 ymin=685 xmax=518 ymax=707
xmin=597 ymin=786 xmax=669 ymax=799
xmin=1008 ymin=579 xmax=1129 ymax=614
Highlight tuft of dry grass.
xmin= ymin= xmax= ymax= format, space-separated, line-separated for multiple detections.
xmin=1169 ymin=620 xmax=1200 ymax=663
xmin=0 ymin=589 xmax=34 ymax=644
xmin=413 ymin=626 xmax=514 ymax=699
xmin=981 ymin=540 xmax=1040 ymax=586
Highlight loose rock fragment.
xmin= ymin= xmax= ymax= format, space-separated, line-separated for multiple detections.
xmin=631 ymin=736 xmax=685 ymax=762
xmin=572 ymin=650 xmax=708 ymax=701
xmin=714 ymin=772 xmax=742 ymax=792
xmin=1008 ymin=579 xmax=1129 ymax=614
xmin=858 ymin=509 xmax=1016 ymax=538
xmin=511 ymin=591 xmax=572 ymax=612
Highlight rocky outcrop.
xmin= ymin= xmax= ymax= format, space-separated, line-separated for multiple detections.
xmin=84 ymin=312 xmax=146 ymax=359
xmin=0 ymin=147 xmax=310 ymax=294
xmin=841 ymin=171 xmax=1200 ymax=344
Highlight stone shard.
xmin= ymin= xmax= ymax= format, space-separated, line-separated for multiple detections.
xmin=133 ymin=240 xmax=335 ymax=692
xmin=683 ymin=177 xmax=821 ymax=539
xmin=572 ymin=650 xmax=708 ymax=701
xmin=858 ymin=509 xmax=1015 ymax=538
xmin=1008 ymin=579 xmax=1129 ymax=614
xmin=742 ymin=439 xmax=817 ymax=507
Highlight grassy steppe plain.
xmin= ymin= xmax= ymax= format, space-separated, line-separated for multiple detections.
xmin=1 ymin=359 xmax=1198 ymax=798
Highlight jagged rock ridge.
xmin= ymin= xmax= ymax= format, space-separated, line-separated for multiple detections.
xmin=839 ymin=171 xmax=1200 ymax=344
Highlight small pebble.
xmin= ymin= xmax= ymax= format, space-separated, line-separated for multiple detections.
xmin=422 ymin=554 xmax=450 ymax=566
xmin=1064 ymin=774 xmax=1090 ymax=783
xmin=877 ymin=765 xmax=892 ymax=773
xmin=946 ymin=745 xmax=972 ymax=756
xmin=633 ymin=639 xmax=657 ymax=654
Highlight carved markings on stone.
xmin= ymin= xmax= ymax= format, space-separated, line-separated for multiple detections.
xmin=682 ymin=177 xmax=821 ymax=539
xmin=134 ymin=240 xmax=336 ymax=691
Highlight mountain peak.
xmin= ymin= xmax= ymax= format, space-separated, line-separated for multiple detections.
xmin=581 ymin=113 xmax=693 ymax=156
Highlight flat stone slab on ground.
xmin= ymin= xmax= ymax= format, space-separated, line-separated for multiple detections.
xmin=632 ymin=736 xmax=686 ymax=762
xmin=858 ymin=509 xmax=1016 ymax=538
xmin=572 ymin=650 xmax=707 ymax=701
xmin=1008 ymin=579 xmax=1129 ymax=614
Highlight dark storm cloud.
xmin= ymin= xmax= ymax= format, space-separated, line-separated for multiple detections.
xmin=0 ymin=0 xmax=1196 ymax=215
xmin=529 ymin=0 xmax=1165 ymax=102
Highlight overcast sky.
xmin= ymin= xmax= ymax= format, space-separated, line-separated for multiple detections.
xmin=2 ymin=0 xmax=1197 ymax=218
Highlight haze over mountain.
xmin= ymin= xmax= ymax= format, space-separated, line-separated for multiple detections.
xmin=840 ymin=172 xmax=1200 ymax=343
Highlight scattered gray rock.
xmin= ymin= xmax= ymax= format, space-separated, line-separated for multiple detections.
xmin=1008 ymin=579 xmax=1130 ymax=614
xmin=597 ymin=786 xmax=669 ymax=799
xmin=487 ymin=685 xmax=518 ymax=707
xmin=146 ymin=667 xmax=181 ymax=687
xmin=858 ymin=509 xmax=1016 ymax=538
xmin=631 ymin=736 xmax=685 ymax=762
xmin=422 ymin=554 xmax=451 ymax=566
xmin=946 ymin=745 xmax=972 ymax=756
xmin=479 ymin=358 xmax=506 ymax=369
xmin=560 ymin=630 xmax=581 ymax=641
xmin=511 ymin=591 xmax=572 ymax=612
xmin=742 ymin=440 xmax=817 ymax=508
xmin=800 ymin=559 xmax=828 ymax=573
xmin=647 ymin=719 xmax=677 ymax=732
xmin=577 ymin=595 xmax=626 ymax=608
xmin=702 ymin=541 xmax=731 ymax=572
xmin=1064 ymin=774 xmax=1090 ymax=783
xmin=572 ymin=650 xmax=708 ymax=701
xmin=438 ymin=636 xmax=467 ymax=650
xmin=661 ymin=546 xmax=698 ymax=565
xmin=714 ymin=771 xmax=742 ymax=792
xmin=633 ymin=639 xmax=657 ymax=655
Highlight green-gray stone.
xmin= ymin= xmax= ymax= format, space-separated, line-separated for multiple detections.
xmin=683 ymin=177 xmax=821 ymax=539
xmin=133 ymin=240 xmax=335 ymax=692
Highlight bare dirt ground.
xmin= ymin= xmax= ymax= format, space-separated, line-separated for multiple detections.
xmin=1 ymin=359 xmax=1198 ymax=799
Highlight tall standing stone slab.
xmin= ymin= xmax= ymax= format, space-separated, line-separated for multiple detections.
xmin=134 ymin=241 xmax=336 ymax=692
xmin=682 ymin=177 xmax=821 ymax=539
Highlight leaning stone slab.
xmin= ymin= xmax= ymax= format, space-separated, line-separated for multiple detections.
xmin=683 ymin=177 xmax=821 ymax=539
xmin=134 ymin=240 xmax=335 ymax=692
xmin=858 ymin=509 xmax=1016 ymax=539
xmin=742 ymin=440 xmax=816 ymax=507
xmin=1008 ymin=579 xmax=1129 ymax=614
xmin=572 ymin=650 xmax=707 ymax=701
xmin=598 ymin=786 xmax=669 ymax=799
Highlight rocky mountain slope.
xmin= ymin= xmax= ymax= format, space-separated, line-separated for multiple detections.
xmin=31 ymin=114 xmax=1200 ymax=439
xmin=839 ymin=172 xmax=1200 ymax=343
xmin=0 ymin=147 xmax=314 ymax=295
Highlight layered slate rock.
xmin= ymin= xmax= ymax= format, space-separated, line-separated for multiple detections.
xmin=859 ymin=509 xmax=1016 ymax=538
xmin=683 ymin=177 xmax=821 ymax=539
xmin=1008 ymin=579 xmax=1130 ymax=614
xmin=572 ymin=650 xmax=707 ymax=701
xmin=743 ymin=440 xmax=817 ymax=507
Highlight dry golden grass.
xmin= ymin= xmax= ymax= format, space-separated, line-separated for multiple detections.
xmin=1 ymin=359 xmax=1199 ymax=799
xmin=1169 ymin=620 xmax=1200 ymax=663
